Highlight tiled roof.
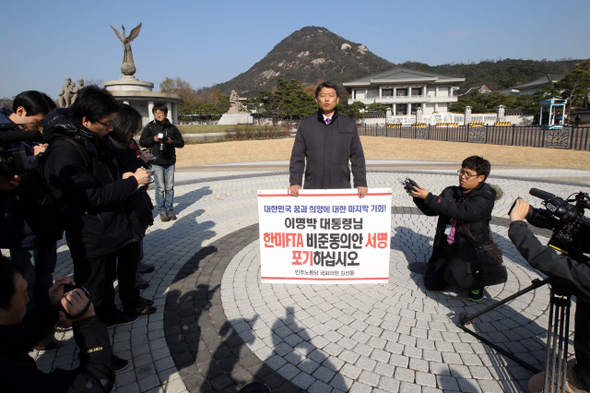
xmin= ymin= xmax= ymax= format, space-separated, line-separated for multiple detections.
xmin=343 ymin=68 xmax=465 ymax=86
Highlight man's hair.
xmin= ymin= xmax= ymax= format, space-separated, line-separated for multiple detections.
xmin=69 ymin=86 xmax=119 ymax=125
xmin=12 ymin=90 xmax=56 ymax=116
xmin=152 ymin=103 xmax=168 ymax=115
xmin=315 ymin=81 xmax=340 ymax=98
xmin=0 ymin=257 xmax=18 ymax=310
xmin=462 ymin=155 xmax=491 ymax=180
xmin=111 ymin=104 xmax=142 ymax=144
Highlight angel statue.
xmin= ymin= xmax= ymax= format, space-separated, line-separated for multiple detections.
xmin=110 ymin=22 xmax=142 ymax=76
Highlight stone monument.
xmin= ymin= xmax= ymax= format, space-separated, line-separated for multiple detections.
xmin=58 ymin=78 xmax=75 ymax=107
xmin=70 ymin=79 xmax=85 ymax=105
xmin=110 ymin=23 xmax=142 ymax=76
xmin=218 ymin=90 xmax=253 ymax=125
xmin=104 ymin=22 xmax=181 ymax=125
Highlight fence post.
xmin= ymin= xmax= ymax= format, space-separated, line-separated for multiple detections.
xmin=511 ymin=125 xmax=515 ymax=146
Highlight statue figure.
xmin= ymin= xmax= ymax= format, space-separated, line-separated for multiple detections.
xmin=70 ymin=79 xmax=85 ymax=104
xmin=229 ymin=90 xmax=244 ymax=113
xmin=110 ymin=22 xmax=142 ymax=76
xmin=58 ymin=77 xmax=75 ymax=107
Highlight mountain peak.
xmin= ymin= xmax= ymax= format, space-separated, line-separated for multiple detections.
xmin=214 ymin=26 xmax=394 ymax=94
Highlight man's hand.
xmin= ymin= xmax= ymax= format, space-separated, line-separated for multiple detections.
xmin=0 ymin=173 xmax=20 ymax=190
xmin=48 ymin=277 xmax=76 ymax=306
xmin=131 ymin=168 xmax=151 ymax=186
xmin=510 ymin=198 xmax=530 ymax=222
xmin=154 ymin=135 xmax=160 ymax=142
xmin=288 ymin=185 xmax=302 ymax=197
xmin=34 ymin=143 xmax=49 ymax=156
xmin=165 ymin=138 xmax=174 ymax=144
xmin=409 ymin=186 xmax=429 ymax=200
xmin=356 ymin=186 xmax=368 ymax=198
xmin=58 ymin=288 xmax=95 ymax=324
xmin=139 ymin=150 xmax=152 ymax=163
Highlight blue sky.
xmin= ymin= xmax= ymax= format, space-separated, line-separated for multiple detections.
xmin=2 ymin=0 xmax=589 ymax=99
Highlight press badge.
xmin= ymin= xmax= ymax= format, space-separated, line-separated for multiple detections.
xmin=444 ymin=224 xmax=452 ymax=236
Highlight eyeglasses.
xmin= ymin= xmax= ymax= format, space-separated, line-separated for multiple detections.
xmin=96 ymin=118 xmax=117 ymax=128
xmin=457 ymin=169 xmax=478 ymax=179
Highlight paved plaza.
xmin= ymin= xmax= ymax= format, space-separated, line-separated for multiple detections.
xmin=31 ymin=160 xmax=590 ymax=393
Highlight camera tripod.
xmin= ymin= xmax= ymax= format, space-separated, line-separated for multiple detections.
xmin=458 ymin=278 xmax=572 ymax=392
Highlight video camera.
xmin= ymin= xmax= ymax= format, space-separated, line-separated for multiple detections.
xmin=512 ymin=188 xmax=590 ymax=261
xmin=0 ymin=123 xmax=39 ymax=174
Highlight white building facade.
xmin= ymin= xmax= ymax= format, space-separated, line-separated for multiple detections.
xmin=343 ymin=68 xmax=465 ymax=116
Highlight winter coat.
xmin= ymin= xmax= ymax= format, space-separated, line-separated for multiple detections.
xmin=289 ymin=110 xmax=367 ymax=189
xmin=413 ymin=182 xmax=496 ymax=266
xmin=0 ymin=108 xmax=44 ymax=249
xmin=509 ymin=220 xmax=590 ymax=301
xmin=0 ymin=305 xmax=114 ymax=393
xmin=139 ymin=118 xmax=184 ymax=166
xmin=44 ymin=125 xmax=141 ymax=258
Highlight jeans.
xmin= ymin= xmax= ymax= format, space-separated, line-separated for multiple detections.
xmin=153 ymin=164 xmax=175 ymax=214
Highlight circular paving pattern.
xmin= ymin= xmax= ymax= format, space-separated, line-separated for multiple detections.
xmin=36 ymin=164 xmax=588 ymax=393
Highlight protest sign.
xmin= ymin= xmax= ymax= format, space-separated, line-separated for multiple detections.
xmin=258 ymin=188 xmax=391 ymax=284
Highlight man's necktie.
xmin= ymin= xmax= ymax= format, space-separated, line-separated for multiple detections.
xmin=326 ymin=118 xmax=331 ymax=125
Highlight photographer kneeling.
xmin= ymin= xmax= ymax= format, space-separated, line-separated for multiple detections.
xmin=0 ymin=258 xmax=114 ymax=392
xmin=409 ymin=156 xmax=500 ymax=302
xmin=509 ymin=198 xmax=590 ymax=393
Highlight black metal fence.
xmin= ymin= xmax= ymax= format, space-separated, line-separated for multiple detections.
xmin=358 ymin=124 xmax=590 ymax=151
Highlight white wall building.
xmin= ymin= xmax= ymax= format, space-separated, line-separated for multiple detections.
xmin=343 ymin=68 xmax=465 ymax=116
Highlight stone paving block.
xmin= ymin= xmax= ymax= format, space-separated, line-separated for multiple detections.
xmin=349 ymin=381 xmax=373 ymax=393
xmin=312 ymin=364 xmax=337 ymax=382
xmin=394 ymin=367 xmax=415 ymax=383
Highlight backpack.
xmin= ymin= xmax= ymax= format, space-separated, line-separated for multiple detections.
xmin=17 ymin=138 xmax=91 ymax=242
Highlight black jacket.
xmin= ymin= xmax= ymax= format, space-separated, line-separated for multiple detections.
xmin=139 ymin=119 xmax=184 ymax=166
xmin=44 ymin=126 xmax=141 ymax=258
xmin=414 ymin=182 xmax=496 ymax=265
xmin=509 ymin=220 xmax=590 ymax=301
xmin=0 ymin=306 xmax=114 ymax=393
xmin=289 ymin=110 xmax=367 ymax=189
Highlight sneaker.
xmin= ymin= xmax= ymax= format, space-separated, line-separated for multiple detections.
xmin=112 ymin=355 xmax=129 ymax=373
xmin=467 ymin=288 xmax=484 ymax=302
xmin=166 ymin=209 xmax=177 ymax=220
xmin=159 ymin=213 xmax=170 ymax=222
xmin=135 ymin=274 xmax=149 ymax=290
xmin=124 ymin=304 xmax=157 ymax=316
xmin=102 ymin=310 xmax=139 ymax=327
xmin=137 ymin=261 xmax=155 ymax=274
xmin=138 ymin=296 xmax=154 ymax=306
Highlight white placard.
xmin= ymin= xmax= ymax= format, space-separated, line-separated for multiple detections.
xmin=258 ymin=188 xmax=391 ymax=284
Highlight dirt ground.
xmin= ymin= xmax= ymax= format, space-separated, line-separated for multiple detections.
xmin=175 ymin=136 xmax=590 ymax=170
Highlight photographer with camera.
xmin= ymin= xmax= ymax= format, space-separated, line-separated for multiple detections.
xmin=509 ymin=198 xmax=590 ymax=393
xmin=0 ymin=90 xmax=59 ymax=350
xmin=0 ymin=257 xmax=115 ymax=392
xmin=139 ymin=103 xmax=184 ymax=222
xmin=408 ymin=156 xmax=500 ymax=302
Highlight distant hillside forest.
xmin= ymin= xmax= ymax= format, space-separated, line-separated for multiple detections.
xmin=402 ymin=58 xmax=580 ymax=92
xmin=162 ymin=58 xmax=589 ymax=121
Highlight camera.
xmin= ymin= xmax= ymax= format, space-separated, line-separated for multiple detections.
xmin=158 ymin=132 xmax=166 ymax=152
xmin=400 ymin=177 xmax=419 ymax=193
xmin=511 ymin=188 xmax=590 ymax=260
xmin=0 ymin=124 xmax=39 ymax=174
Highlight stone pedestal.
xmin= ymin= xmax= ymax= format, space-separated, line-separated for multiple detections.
xmin=217 ymin=113 xmax=253 ymax=125
xmin=104 ymin=76 xmax=182 ymax=125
